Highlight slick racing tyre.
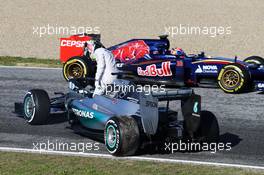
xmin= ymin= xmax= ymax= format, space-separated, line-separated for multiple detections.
xmin=104 ymin=116 xmax=140 ymax=156
xmin=195 ymin=111 xmax=219 ymax=143
xmin=244 ymin=56 xmax=264 ymax=65
xmin=23 ymin=89 xmax=50 ymax=125
xmin=63 ymin=56 xmax=95 ymax=81
xmin=218 ymin=63 xmax=250 ymax=93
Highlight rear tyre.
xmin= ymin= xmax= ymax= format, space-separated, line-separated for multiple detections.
xmin=244 ymin=56 xmax=264 ymax=65
xmin=217 ymin=63 xmax=250 ymax=93
xmin=23 ymin=89 xmax=50 ymax=125
xmin=195 ymin=111 xmax=219 ymax=143
xmin=63 ymin=56 xmax=95 ymax=81
xmin=104 ymin=116 xmax=140 ymax=156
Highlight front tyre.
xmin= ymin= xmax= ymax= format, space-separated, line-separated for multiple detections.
xmin=23 ymin=89 xmax=50 ymax=125
xmin=104 ymin=116 xmax=140 ymax=156
xmin=217 ymin=63 xmax=250 ymax=93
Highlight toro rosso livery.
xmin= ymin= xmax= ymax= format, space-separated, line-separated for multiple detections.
xmin=61 ymin=34 xmax=264 ymax=93
xmin=15 ymin=79 xmax=219 ymax=156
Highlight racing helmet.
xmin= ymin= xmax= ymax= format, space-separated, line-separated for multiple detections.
xmin=86 ymin=40 xmax=96 ymax=54
xmin=86 ymin=39 xmax=104 ymax=60
xmin=171 ymin=47 xmax=185 ymax=57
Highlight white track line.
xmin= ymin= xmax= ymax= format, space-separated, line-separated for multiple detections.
xmin=0 ymin=147 xmax=263 ymax=170
xmin=0 ymin=65 xmax=61 ymax=70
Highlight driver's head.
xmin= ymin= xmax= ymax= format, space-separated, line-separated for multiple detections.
xmin=87 ymin=40 xmax=96 ymax=54
xmin=86 ymin=39 xmax=103 ymax=60
xmin=171 ymin=47 xmax=185 ymax=57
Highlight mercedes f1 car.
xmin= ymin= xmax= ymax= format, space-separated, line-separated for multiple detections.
xmin=60 ymin=34 xmax=264 ymax=93
xmin=15 ymin=79 xmax=219 ymax=156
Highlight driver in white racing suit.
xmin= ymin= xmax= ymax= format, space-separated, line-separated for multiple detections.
xmin=86 ymin=40 xmax=118 ymax=97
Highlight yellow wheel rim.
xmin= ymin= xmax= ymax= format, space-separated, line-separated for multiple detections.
xmin=66 ymin=62 xmax=84 ymax=79
xmin=221 ymin=70 xmax=240 ymax=88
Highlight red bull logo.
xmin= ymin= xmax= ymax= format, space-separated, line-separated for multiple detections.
xmin=137 ymin=61 xmax=172 ymax=77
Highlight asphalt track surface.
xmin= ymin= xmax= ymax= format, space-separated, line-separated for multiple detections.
xmin=0 ymin=66 xmax=264 ymax=167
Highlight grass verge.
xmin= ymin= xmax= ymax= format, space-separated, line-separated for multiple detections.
xmin=0 ymin=152 xmax=263 ymax=175
xmin=0 ymin=56 xmax=62 ymax=68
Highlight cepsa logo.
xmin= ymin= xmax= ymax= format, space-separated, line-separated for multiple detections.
xmin=60 ymin=40 xmax=87 ymax=48
xmin=137 ymin=61 xmax=172 ymax=77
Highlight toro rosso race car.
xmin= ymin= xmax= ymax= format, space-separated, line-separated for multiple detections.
xmin=15 ymin=79 xmax=219 ymax=156
xmin=60 ymin=34 xmax=264 ymax=93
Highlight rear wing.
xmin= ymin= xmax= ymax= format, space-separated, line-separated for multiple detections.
xmin=140 ymin=88 xmax=201 ymax=135
xmin=151 ymin=89 xmax=194 ymax=101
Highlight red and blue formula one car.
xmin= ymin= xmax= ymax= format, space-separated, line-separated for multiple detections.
xmin=60 ymin=34 xmax=264 ymax=93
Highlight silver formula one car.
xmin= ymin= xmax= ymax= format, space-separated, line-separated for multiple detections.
xmin=15 ymin=79 xmax=219 ymax=156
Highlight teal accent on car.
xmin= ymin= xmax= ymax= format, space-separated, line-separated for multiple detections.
xmin=106 ymin=125 xmax=117 ymax=148
xmin=79 ymin=110 xmax=110 ymax=130
xmin=193 ymin=101 xmax=198 ymax=113
xmin=71 ymin=100 xmax=112 ymax=130
xmin=24 ymin=96 xmax=33 ymax=119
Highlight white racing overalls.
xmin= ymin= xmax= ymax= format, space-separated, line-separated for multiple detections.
xmin=92 ymin=48 xmax=118 ymax=96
